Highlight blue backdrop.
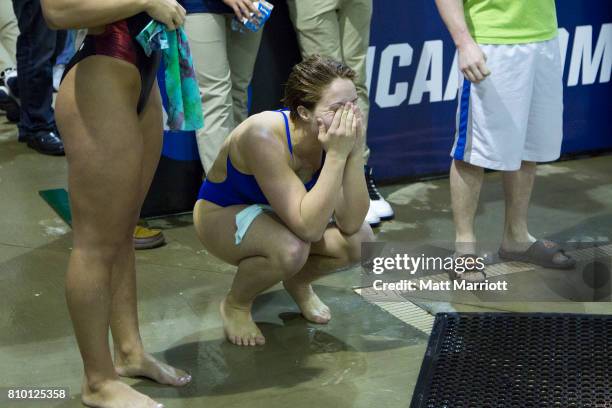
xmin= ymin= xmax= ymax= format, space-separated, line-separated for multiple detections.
xmin=366 ymin=0 xmax=611 ymax=180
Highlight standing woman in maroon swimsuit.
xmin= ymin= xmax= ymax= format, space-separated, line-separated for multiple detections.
xmin=41 ymin=1 xmax=190 ymax=407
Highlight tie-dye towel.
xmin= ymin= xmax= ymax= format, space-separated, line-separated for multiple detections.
xmin=136 ymin=21 xmax=204 ymax=131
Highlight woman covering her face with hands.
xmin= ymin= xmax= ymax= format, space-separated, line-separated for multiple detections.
xmin=194 ymin=55 xmax=374 ymax=347
xmin=41 ymin=1 xmax=192 ymax=407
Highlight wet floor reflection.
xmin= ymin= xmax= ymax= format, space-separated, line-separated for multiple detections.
xmin=130 ymin=286 xmax=426 ymax=401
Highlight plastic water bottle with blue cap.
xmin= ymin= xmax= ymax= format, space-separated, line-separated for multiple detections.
xmin=231 ymin=1 xmax=274 ymax=33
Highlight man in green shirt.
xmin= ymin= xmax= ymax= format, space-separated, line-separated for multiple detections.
xmin=435 ymin=0 xmax=575 ymax=280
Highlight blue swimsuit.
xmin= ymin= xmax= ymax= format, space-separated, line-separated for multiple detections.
xmin=197 ymin=110 xmax=324 ymax=207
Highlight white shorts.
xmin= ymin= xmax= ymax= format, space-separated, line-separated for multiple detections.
xmin=450 ymin=37 xmax=564 ymax=171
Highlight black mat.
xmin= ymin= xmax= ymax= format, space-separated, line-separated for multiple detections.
xmin=410 ymin=313 xmax=612 ymax=408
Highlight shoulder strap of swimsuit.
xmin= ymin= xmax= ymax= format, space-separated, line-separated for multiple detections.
xmin=275 ymin=109 xmax=293 ymax=156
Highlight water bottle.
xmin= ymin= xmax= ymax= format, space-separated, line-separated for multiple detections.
xmin=230 ymin=1 xmax=274 ymax=33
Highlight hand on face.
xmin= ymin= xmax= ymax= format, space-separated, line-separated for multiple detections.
xmin=316 ymin=102 xmax=358 ymax=160
xmin=350 ymin=104 xmax=365 ymax=157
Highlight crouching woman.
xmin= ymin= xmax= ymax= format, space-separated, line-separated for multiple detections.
xmin=194 ymin=55 xmax=374 ymax=346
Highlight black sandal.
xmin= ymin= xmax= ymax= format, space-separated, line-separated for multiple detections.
xmin=449 ymin=254 xmax=487 ymax=282
xmin=498 ymin=240 xmax=576 ymax=269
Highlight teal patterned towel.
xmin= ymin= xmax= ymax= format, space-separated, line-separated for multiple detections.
xmin=136 ymin=21 xmax=204 ymax=131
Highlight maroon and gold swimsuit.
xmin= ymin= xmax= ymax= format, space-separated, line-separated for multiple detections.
xmin=62 ymin=13 xmax=161 ymax=114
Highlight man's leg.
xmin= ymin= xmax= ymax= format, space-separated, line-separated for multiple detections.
xmin=504 ymin=38 xmax=563 ymax=251
xmin=337 ymin=0 xmax=395 ymax=223
xmin=184 ymin=12 xmax=234 ymax=174
xmin=500 ymin=161 xmax=537 ymax=252
xmin=226 ymin=14 xmax=263 ymax=124
xmin=0 ymin=1 xmax=19 ymax=122
xmin=500 ymin=161 xmax=572 ymax=265
xmin=500 ymin=37 xmax=569 ymax=265
xmin=12 ymin=0 xmax=63 ymax=154
xmin=0 ymin=0 xmax=18 ymax=72
xmin=286 ymin=0 xmax=342 ymax=61
xmin=13 ymin=0 xmax=56 ymax=134
xmin=450 ymin=159 xmax=484 ymax=256
xmin=338 ymin=0 xmax=372 ymax=160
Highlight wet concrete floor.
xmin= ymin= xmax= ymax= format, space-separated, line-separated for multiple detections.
xmin=1 ymin=116 xmax=610 ymax=407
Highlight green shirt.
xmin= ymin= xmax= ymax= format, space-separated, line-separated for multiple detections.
xmin=464 ymin=0 xmax=558 ymax=44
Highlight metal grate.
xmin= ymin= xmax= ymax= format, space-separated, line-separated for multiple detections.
xmin=410 ymin=313 xmax=612 ymax=408
xmin=354 ymin=288 xmax=435 ymax=334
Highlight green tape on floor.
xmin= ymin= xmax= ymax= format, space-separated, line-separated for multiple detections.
xmin=39 ymin=188 xmax=72 ymax=227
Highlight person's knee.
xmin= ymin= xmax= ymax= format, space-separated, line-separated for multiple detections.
xmin=343 ymin=222 xmax=374 ymax=265
xmin=72 ymin=244 xmax=121 ymax=266
xmin=271 ymin=236 xmax=311 ymax=278
xmin=72 ymin=229 xmax=132 ymax=265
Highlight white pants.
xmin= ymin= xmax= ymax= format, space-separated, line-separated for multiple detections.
xmin=451 ymin=37 xmax=564 ymax=171
xmin=0 ymin=1 xmax=18 ymax=72
xmin=287 ymin=0 xmax=372 ymax=161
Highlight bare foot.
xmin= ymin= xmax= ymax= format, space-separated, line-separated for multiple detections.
xmin=114 ymin=351 xmax=191 ymax=387
xmin=82 ymin=378 xmax=163 ymax=408
xmin=283 ymin=282 xmax=331 ymax=324
xmin=220 ymin=295 xmax=265 ymax=346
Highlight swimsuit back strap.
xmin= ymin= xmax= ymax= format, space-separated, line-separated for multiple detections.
xmin=276 ymin=109 xmax=292 ymax=155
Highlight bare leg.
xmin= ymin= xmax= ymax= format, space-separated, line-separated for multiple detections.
xmin=57 ymin=58 xmax=163 ymax=408
xmin=222 ymin=255 xmax=301 ymax=347
xmin=106 ymin=87 xmax=191 ymax=386
xmin=194 ymin=204 xmax=311 ymax=346
xmin=195 ymin=206 xmax=372 ymax=339
xmin=501 ymin=161 xmax=537 ymax=252
xmin=450 ymin=159 xmax=484 ymax=255
xmin=110 ymin=239 xmax=191 ymax=386
xmin=283 ymin=255 xmax=344 ymax=324
xmin=501 ymin=161 xmax=571 ymax=264
xmin=283 ymin=222 xmax=373 ymax=323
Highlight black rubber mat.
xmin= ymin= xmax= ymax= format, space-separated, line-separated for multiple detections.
xmin=410 ymin=313 xmax=612 ymax=408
